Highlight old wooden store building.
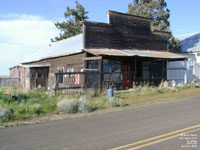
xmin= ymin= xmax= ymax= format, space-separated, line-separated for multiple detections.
xmin=12 ymin=11 xmax=186 ymax=90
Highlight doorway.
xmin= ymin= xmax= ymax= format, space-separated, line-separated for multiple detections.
xmin=122 ymin=64 xmax=132 ymax=88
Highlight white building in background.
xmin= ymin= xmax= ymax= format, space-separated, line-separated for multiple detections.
xmin=167 ymin=32 xmax=200 ymax=85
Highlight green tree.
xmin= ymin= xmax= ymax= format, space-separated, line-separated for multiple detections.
xmin=52 ymin=1 xmax=89 ymax=42
xmin=128 ymin=0 xmax=181 ymax=52
xmin=168 ymin=36 xmax=181 ymax=53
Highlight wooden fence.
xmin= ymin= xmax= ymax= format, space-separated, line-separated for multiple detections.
xmin=0 ymin=78 xmax=20 ymax=88
xmin=54 ymin=70 xmax=165 ymax=93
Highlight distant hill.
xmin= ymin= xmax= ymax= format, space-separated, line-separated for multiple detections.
xmin=176 ymin=32 xmax=200 ymax=53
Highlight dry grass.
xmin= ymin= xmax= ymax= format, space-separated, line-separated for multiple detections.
xmin=116 ymin=86 xmax=200 ymax=106
xmin=1 ymin=83 xmax=200 ymax=127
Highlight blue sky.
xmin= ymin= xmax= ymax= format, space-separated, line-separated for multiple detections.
xmin=0 ymin=0 xmax=199 ymax=75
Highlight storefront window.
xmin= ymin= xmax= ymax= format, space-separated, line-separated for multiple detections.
xmin=103 ymin=64 xmax=111 ymax=72
xmin=103 ymin=60 xmax=121 ymax=73
xmin=87 ymin=60 xmax=99 ymax=69
xmin=142 ymin=61 xmax=150 ymax=80
xmin=103 ymin=60 xmax=121 ymax=81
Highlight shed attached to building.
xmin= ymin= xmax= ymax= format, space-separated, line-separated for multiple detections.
xmin=167 ymin=32 xmax=200 ymax=85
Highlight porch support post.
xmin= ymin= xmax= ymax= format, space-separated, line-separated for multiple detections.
xmin=162 ymin=59 xmax=166 ymax=80
xmin=166 ymin=59 xmax=169 ymax=82
xmin=184 ymin=59 xmax=187 ymax=84
xmin=98 ymin=59 xmax=103 ymax=92
xmin=83 ymin=52 xmax=87 ymax=69
xmin=26 ymin=68 xmax=31 ymax=90
xmin=82 ymin=52 xmax=87 ymax=89
xmin=161 ymin=60 xmax=164 ymax=80
xmin=134 ymin=57 xmax=137 ymax=86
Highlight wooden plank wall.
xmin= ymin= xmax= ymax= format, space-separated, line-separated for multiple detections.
xmin=84 ymin=13 xmax=168 ymax=51
xmin=9 ymin=66 xmax=30 ymax=89
xmin=0 ymin=78 xmax=19 ymax=88
xmin=23 ymin=53 xmax=85 ymax=90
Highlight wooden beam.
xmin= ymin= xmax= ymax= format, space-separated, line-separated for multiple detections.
xmin=83 ymin=52 xmax=87 ymax=69
xmin=134 ymin=57 xmax=137 ymax=81
xmin=107 ymin=10 xmax=153 ymax=22
xmin=83 ymin=21 xmax=110 ymax=27
xmin=152 ymin=30 xmax=171 ymax=37
xmin=82 ymin=56 xmax=102 ymax=61
xmin=98 ymin=59 xmax=103 ymax=91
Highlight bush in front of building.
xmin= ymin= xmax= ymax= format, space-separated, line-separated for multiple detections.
xmin=108 ymin=97 xmax=123 ymax=107
xmin=78 ymin=97 xmax=91 ymax=113
xmin=57 ymin=97 xmax=91 ymax=114
xmin=57 ymin=98 xmax=80 ymax=114
xmin=0 ymin=89 xmax=29 ymax=103
xmin=0 ymin=107 xmax=14 ymax=122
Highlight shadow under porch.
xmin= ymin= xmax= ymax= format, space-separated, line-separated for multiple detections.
xmin=86 ymin=55 xmax=167 ymax=90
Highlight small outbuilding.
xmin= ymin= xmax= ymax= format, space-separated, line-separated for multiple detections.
xmin=167 ymin=33 xmax=200 ymax=85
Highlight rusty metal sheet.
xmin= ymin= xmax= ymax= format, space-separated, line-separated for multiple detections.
xmin=84 ymin=49 xmax=186 ymax=60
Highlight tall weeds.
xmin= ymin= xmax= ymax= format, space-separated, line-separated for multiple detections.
xmin=0 ymin=82 xmax=199 ymax=123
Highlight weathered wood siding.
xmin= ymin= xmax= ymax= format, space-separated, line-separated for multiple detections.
xmin=24 ymin=53 xmax=85 ymax=89
xmin=84 ymin=13 xmax=168 ymax=51
xmin=29 ymin=67 xmax=49 ymax=89
xmin=0 ymin=77 xmax=19 ymax=88
xmin=10 ymin=66 xmax=30 ymax=89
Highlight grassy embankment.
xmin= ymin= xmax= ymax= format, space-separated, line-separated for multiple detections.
xmin=0 ymin=83 xmax=200 ymax=126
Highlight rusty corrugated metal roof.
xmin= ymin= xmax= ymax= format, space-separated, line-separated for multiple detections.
xmin=84 ymin=49 xmax=186 ymax=60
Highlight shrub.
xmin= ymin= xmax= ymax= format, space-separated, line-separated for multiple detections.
xmin=57 ymin=98 xmax=80 ymax=114
xmin=0 ymin=90 xmax=29 ymax=103
xmin=0 ymin=107 xmax=13 ymax=122
xmin=17 ymin=93 xmax=29 ymax=102
xmin=0 ymin=90 xmax=10 ymax=102
xmin=57 ymin=97 xmax=90 ymax=114
xmin=78 ymin=97 xmax=91 ymax=113
xmin=108 ymin=97 xmax=123 ymax=107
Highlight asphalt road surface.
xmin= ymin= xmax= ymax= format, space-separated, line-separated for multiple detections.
xmin=0 ymin=96 xmax=200 ymax=150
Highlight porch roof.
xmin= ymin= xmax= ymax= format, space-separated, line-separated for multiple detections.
xmin=84 ymin=49 xmax=186 ymax=60
xmin=22 ymin=64 xmax=50 ymax=68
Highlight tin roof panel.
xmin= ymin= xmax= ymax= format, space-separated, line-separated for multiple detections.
xmin=22 ymin=34 xmax=83 ymax=64
xmin=84 ymin=49 xmax=186 ymax=60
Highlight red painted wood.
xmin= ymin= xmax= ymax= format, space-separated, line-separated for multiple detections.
xmin=122 ymin=65 xmax=132 ymax=88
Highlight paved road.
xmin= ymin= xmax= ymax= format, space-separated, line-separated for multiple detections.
xmin=0 ymin=96 xmax=200 ymax=150
xmin=137 ymin=131 xmax=200 ymax=150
